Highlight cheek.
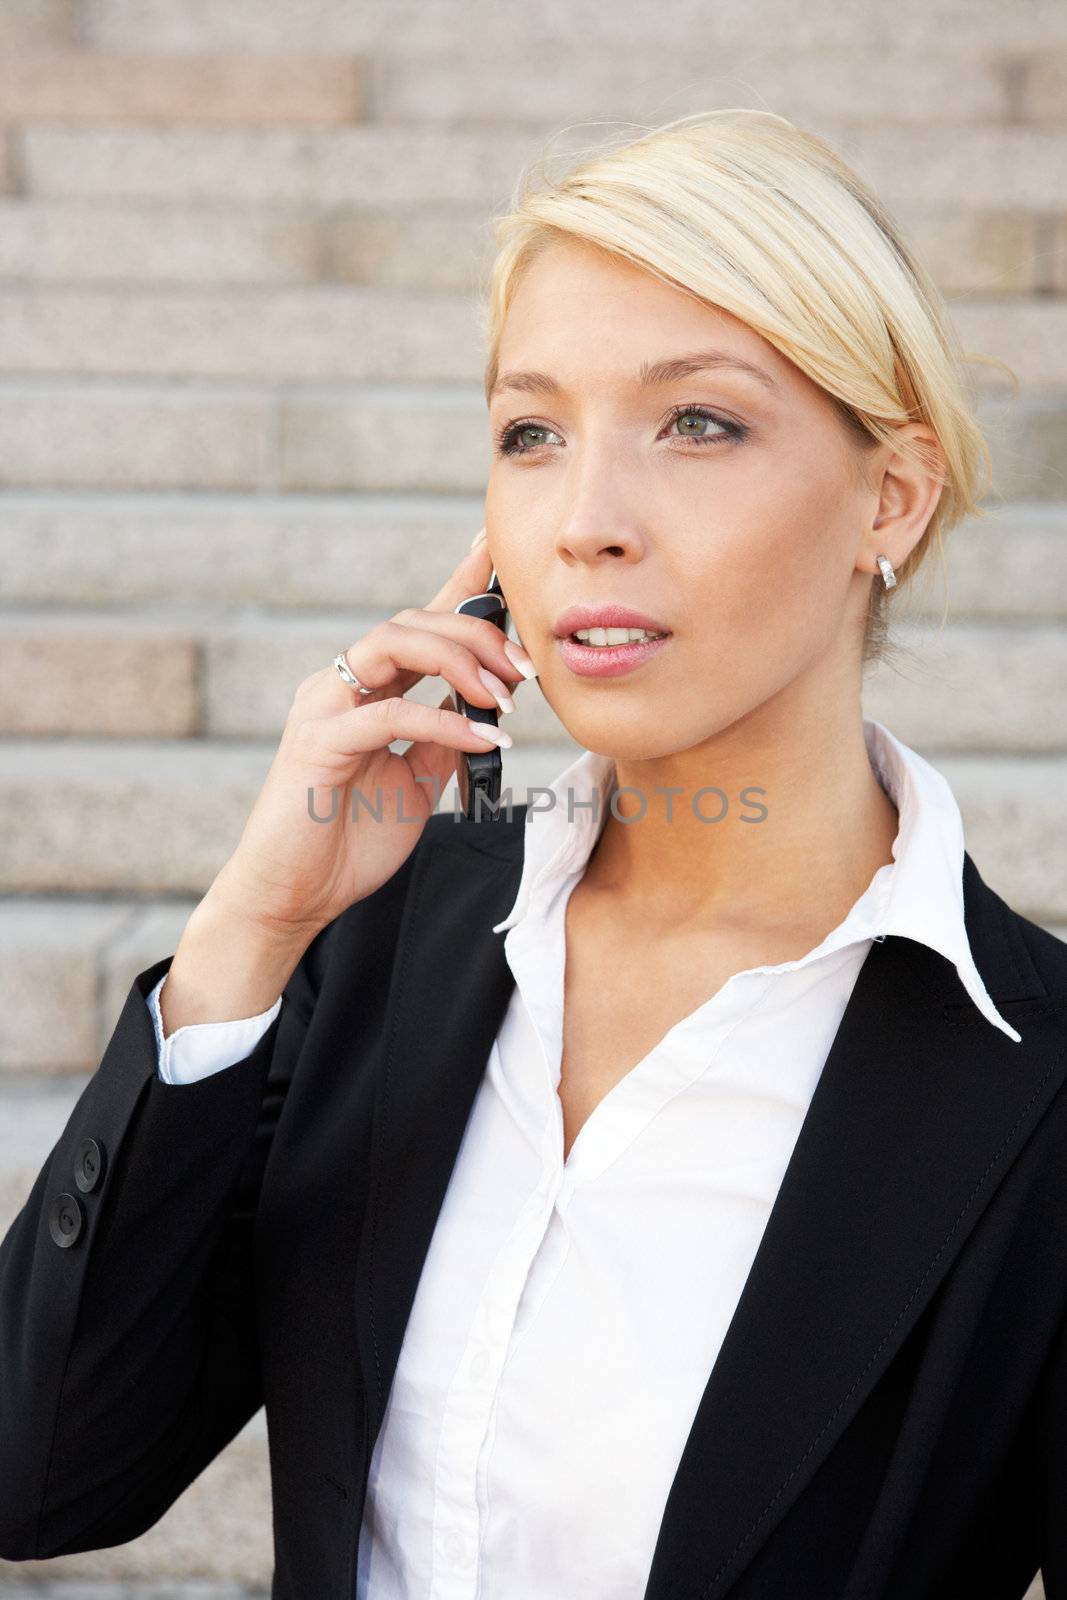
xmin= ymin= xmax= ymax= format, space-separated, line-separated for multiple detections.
xmin=674 ymin=499 xmax=852 ymax=672
xmin=483 ymin=539 xmax=541 ymax=647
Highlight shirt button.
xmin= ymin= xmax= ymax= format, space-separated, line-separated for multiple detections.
xmin=469 ymin=1348 xmax=490 ymax=1381
xmin=442 ymin=1527 xmax=472 ymax=1566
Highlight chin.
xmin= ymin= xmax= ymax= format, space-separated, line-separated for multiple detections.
xmin=560 ymin=713 xmax=689 ymax=765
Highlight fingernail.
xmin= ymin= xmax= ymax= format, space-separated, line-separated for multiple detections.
xmin=503 ymin=640 xmax=538 ymax=679
xmin=477 ymin=666 xmax=516 ymax=714
xmin=470 ymin=526 xmax=487 ymax=548
xmin=468 ymin=719 xmax=512 ymax=748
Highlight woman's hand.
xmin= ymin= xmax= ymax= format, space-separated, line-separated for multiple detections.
xmin=206 ymin=533 xmax=533 ymax=943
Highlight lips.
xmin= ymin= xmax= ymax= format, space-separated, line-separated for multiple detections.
xmin=557 ymin=631 xmax=671 ymax=680
xmin=552 ymin=603 xmax=672 ymax=639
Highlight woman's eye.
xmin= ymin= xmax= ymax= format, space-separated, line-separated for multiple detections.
xmin=494 ymin=422 xmax=562 ymax=456
xmin=493 ymin=406 xmax=746 ymax=458
xmin=664 ymin=406 xmax=745 ymax=444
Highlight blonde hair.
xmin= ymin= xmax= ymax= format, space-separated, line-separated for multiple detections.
xmin=479 ymin=109 xmax=1018 ymax=671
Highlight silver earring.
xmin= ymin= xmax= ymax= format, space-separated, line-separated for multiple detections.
xmin=876 ymin=553 xmax=897 ymax=590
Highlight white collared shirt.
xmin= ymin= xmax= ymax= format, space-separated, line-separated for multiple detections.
xmin=145 ymin=717 xmax=1020 ymax=1598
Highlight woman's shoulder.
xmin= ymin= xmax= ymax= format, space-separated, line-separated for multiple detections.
xmin=1011 ymin=907 xmax=1067 ymax=994
xmin=987 ymin=884 xmax=1067 ymax=1002
xmin=963 ymin=847 xmax=1067 ymax=1001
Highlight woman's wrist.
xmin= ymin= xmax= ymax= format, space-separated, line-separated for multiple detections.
xmin=158 ymin=885 xmax=319 ymax=1037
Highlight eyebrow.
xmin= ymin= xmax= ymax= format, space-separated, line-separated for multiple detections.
xmin=488 ymin=348 xmax=781 ymax=403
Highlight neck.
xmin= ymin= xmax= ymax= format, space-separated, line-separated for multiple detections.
xmin=582 ymin=698 xmax=900 ymax=942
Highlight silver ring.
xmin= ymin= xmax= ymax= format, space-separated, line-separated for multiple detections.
xmin=333 ymin=651 xmax=375 ymax=695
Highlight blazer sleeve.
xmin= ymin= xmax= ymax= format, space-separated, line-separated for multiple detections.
xmin=145 ymin=972 xmax=282 ymax=1085
xmin=0 ymin=935 xmax=319 ymax=1561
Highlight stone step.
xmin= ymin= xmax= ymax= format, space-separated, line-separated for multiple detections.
xmin=77 ymin=0 xmax=1067 ymax=55
xmin=1 ymin=492 xmax=1064 ymax=617
xmin=0 ymin=900 xmax=177 ymax=1075
xmin=16 ymin=122 xmax=1067 ymax=211
xmin=0 ymin=287 xmax=1065 ymax=389
xmin=0 ymin=739 xmax=1064 ymax=918
xmin=0 ymin=53 xmax=364 ymax=125
xmin=0 ymin=900 xmax=197 ymax=1076
xmin=0 ymin=380 xmax=274 ymax=491
xmin=862 ymin=620 xmax=1067 ymax=754
xmin=0 ymin=199 xmax=1060 ymax=299
xmin=16 ymin=124 xmax=539 ymax=210
xmin=0 ymin=381 xmax=1065 ymax=498
xmin=0 ymin=199 xmax=326 ymax=287
xmin=0 ymin=285 xmax=483 ymax=383
xmin=0 ymin=44 xmax=1063 ymax=132
xmin=0 ymin=1 xmax=79 ymax=52
xmin=2 ymin=605 xmax=1067 ymax=751
xmin=363 ymin=45 xmax=1066 ymax=130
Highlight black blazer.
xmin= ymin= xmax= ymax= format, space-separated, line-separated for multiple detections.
xmin=2 ymin=804 xmax=1067 ymax=1600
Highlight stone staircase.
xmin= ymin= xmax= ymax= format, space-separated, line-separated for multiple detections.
xmin=0 ymin=2 xmax=1063 ymax=1595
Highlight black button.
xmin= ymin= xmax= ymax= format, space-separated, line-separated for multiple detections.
xmin=74 ymin=1137 xmax=106 ymax=1193
xmin=48 ymin=1193 xmax=84 ymax=1249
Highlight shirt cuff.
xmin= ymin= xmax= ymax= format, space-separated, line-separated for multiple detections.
xmin=146 ymin=971 xmax=283 ymax=1085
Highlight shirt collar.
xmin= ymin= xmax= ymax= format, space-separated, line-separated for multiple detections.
xmin=492 ymin=717 xmax=1021 ymax=1044
xmin=492 ymin=741 xmax=615 ymax=936
xmin=861 ymin=717 xmax=1020 ymax=1041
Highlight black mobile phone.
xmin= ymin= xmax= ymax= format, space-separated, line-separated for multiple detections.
xmin=450 ymin=567 xmax=509 ymax=821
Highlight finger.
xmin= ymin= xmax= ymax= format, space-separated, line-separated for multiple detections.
xmin=291 ymin=610 xmax=517 ymax=725
xmin=325 ymin=620 xmax=520 ymax=714
xmin=300 ymin=694 xmax=511 ymax=773
xmin=388 ymin=610 xmax=526 ymax=686
xmin=403 ymin=691 xmax=476 ymax=811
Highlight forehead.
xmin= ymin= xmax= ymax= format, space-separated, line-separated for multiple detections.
xmin=495 ymin=239 xmax=796 ymax=392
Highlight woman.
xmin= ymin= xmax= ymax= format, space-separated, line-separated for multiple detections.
xmin=1 ymin=110 xmax=1065 ymax=1600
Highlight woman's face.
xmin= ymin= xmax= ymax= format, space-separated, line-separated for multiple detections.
xmin=485 ymin=238 xmax=932 ymax=762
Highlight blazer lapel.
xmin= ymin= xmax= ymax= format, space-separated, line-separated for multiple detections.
xmin=352 ymin=818 xmax=525 ymax=1454
xmin=643 ymin=853 xmax=1066 ymax=1600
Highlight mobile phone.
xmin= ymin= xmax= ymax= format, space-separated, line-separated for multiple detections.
xmin=451 ymin=567 xmax=509 ymax=821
